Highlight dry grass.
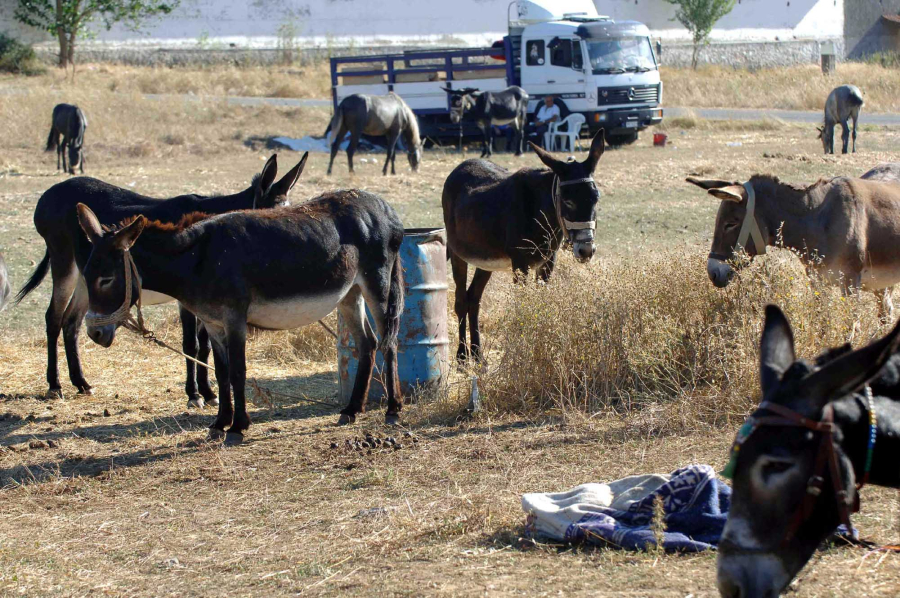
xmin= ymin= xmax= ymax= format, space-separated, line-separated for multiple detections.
xmin=1 ymin=77 xmax=900 ymax=595
xmin=662 ymin=63 xmax=900 ymax=112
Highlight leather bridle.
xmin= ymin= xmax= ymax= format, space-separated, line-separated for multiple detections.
xmin=709 ymin=181 xmax=767 ymax=263
xmin=552 ymin=175 xmax=598 ymax=243
xmin=84 ymin=249 xmax=147 ymax=333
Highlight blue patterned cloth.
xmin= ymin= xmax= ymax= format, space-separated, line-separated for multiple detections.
xmin=562 ymin=464 xmax=731 ymax=552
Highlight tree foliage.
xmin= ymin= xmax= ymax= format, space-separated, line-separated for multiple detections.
xmin=665 ymin=0 xmax=736 ymax=69
xmin=14 ymin=0 xmax=178 ymax=67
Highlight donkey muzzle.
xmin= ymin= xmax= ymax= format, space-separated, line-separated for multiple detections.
xmin=86 ymin=320 xmax=117 ymax=348
xmin=707 ymin=257 xmax=735 ymax=288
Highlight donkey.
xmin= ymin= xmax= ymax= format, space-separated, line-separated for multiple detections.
xmin=75 ymin=188 xmax=405 ymax=445
xmin=0 ymin=251 xmax=11 ymax=313
xmin=442 ymin=86 xmax=529 ymax=157
xmin=15 ymin=154 xmax=302 ymax=404
xmin=443 ymin=130 xmax=604 ymax=362
xmin=686 ymin=167 xmax=900 ymax=315
xmin=716 ymin=304 xmax=900 ymax=598
xmin=817 ymin=85 xmax=863 ymax=155
xmin=46 ymin=103 xmax=87 ymax=174
xmin=327 ymin=92 xmax=422 ymax=176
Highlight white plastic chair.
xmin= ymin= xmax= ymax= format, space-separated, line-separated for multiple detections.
xmin=544 ymin=113 xmax=586 ymax=152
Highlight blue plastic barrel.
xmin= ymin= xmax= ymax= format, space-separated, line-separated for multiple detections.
xmin=337 ymin=228 xmax=449 ymax=403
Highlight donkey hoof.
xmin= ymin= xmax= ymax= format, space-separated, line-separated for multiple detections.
xmin=337 ymin=413 xmax=356 ymax=426
xmin=45 ymin=388 xmax=64 ymax=400
xmin=205 ymin=397 xmax=219 ymax=407
xmin=385 ymin=413 xmax=401 ymax=426
xmin=77 ymin=387 xmax=93 ymax=396
xmin=224 ymin=432 xmax=244 ymax=447
xmin=207 ymin=427 xmax=226 ymax=441
xmin=187 ymin=398 xmax=205 ymax=410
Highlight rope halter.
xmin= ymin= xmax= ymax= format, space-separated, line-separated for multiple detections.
xmin=552 ymin=176 xmax=598 ymax=243
xmin=710 ymin=181 xmax=767 ymax=262
xmin=83 ymin=250 xmax=147 ymax=335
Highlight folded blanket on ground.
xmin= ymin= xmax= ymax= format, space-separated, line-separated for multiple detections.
xmin=522 ymin=464 xmax=731 ymax=552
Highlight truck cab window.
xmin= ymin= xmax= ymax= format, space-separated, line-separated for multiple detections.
xmin=586 ymin=36 xmax=656 ymax=73
xmin=549 ymin=38 xmax=571 ymax=67
xmin=526 ymin=40 xmax=545 ymax=66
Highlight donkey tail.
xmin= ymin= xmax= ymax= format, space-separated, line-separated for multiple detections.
xmin=15 ymin=249 xmax=50 ymax=305
xmin=326 ymin=107 xmax=343 ymax=145
xmin=380 ymin=250 xmax=405 ymax=353
xmin=45 ymin=123 xmax=57 ymax=152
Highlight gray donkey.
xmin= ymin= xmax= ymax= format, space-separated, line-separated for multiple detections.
xmin=817 ymin=85 xmax=863 ymax=154
xmin=46 ymin=103 xmax=87 ymax=174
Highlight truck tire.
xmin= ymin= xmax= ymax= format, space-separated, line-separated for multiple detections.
xmin=606 ymin=132 xmax=639 ymax=146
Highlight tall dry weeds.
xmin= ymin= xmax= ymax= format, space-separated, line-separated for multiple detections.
xmin=476 ymin=248 xmax=885 ymax=432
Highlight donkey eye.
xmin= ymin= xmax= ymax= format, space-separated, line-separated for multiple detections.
xmin=97 ymin=277 xmax=114 ymax=288
xmin=761 ymin=459 xmax=795 ymax=480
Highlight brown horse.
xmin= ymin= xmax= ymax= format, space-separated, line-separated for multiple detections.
xmin=443 ymin=130 xmax=604 ymax=361
xmin=687 ymin=165 xmax=900 ymax=314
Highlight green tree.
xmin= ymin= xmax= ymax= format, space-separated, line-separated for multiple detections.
xmin=14 ymin=0 xmax=179 ymax=68
xmin=665 ymin=0 xmax=736 ymax=69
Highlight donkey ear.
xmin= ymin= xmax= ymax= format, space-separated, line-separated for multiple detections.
xmin=269 ymin=152 xmax=308 ymax=198
xmin=802 ymin=313 xmax=900 ymax=408
xmin=760 ymin=305 xmax=797 ymax=398
xmin=709 ymin=185 xmax=746 ymax=202
xmin=113 ymin=215 xmax=146 ymax=250
xmin=685 ymin=176 xmax=738 ymax=190
xmin=529 ymin=142 xmax=566 ymax=176
xmin=582 ymin=128 xmax=605 ymax=173
xmin=76 ymin=203 xmax=104 ymax=244
xmin=257 ymin=154 xmax=278 ymax=192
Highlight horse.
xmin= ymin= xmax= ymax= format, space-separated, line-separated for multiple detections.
xmin=327 ymin=92 xmax=422 ymax=176
xmin=46 ymin=103 xmax=87 ymax=174
xmin=817 ymin=85 xmax=863 ymax=154
xmin=716 ymin=304 xmax=900 ymax=598
xmin=687 ymin=165 xmax=900 ymax=315
xmin=0 ymin=251 xmax=11 ymax=313
xmin=15 ymin=154 xmax=303 ymax=405
xmin=75 ymin=187 xmax=405 ymax=445
xmin=442 ymin=86 xmax=529 ymax=157
xmin=442 ymin=130 xmax=604 ymax=362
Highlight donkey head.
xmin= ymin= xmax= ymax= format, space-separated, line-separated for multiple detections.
xmin=685 ymin=176 xmax=773 ymax=288
xmin=408 ymin=141 xmax=423 ymax=172
xmin=717 ymin=305 xmax=900 ymax=598
xmin=443 ymin=87 xmax=480 ymax=124
xmin=815 ymin=125 xmax=831 ymax=154
xmin=76 ymin=204 xmax=146 ymax=348
xmin=529 ymin=129 xmax=605 ymax=263
xmin=253 ymin=152 xmax=309 ymax=209
xmin=67 ymin=142 xmax=83 ymax=174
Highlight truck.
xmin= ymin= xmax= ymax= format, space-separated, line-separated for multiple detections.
xmin=329 ymin=0 xmax=663 ymax=146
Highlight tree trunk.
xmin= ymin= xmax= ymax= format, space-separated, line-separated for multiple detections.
xmin=691 ymin=42 xmax=699 ymax=70
xmin=57 ymin=29 xmax=69 ymax=68
xmin=67 ymin=32 xmax=76 ymax=66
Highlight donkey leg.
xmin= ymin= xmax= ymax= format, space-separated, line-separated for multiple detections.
xmin=840 ymin=122 xmax=850 ymax=154
xmin=467 ymin=269 xmax=493 ymax=363
xmin=327 ymin=124 xmax=348 ymax=175
xmin=337 ymin=288 xmax=376 ymax=425
xmin=179 ymin=305 xmax=203 ymax=408
xmin=207 ymin=326 xmax=233 ymax=440
xmin=45 ymin=254 xmax=78 ymax=398
xmin=61 ymin=278 xmax=92 ymax=394
xmin=852 ymin=115 xmax=859 ymax=153
xmin=224 ymin=319 xmax=249 ymax=445
xmin=450 ymin=253 xmax=470 ymax=363
xmin=358 ymin=263 xmax=404 ymax=424
xmin=537 ymin=252 xmax=557 ymax=283
xmin=196 ymin=323 xmax=218 ymax=406
xmin=347 ymin=132 xmax=361 ymax=174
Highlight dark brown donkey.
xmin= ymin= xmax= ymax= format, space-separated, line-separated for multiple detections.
xmin=717 ymin=305 xmax=900 ymax=598
xmin=443 ymin=130 xmax=604 ymax=362
xmin=687 ymin=165 xmax=900 ymax=315
xmin=15 ymin=155 xmax=302 ymax=404
xmin=75 ymin=188 xmax=405 ymax=445
xmin=46 ymin=103 xmax=87 ymax=174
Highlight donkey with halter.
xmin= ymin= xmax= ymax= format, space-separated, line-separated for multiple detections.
xmin=15 ymin=155 xmax=301 ymax=405
xmin=687 ymin=165 xmax=900 ymax=315
xmin=443 ymin=130 xmax=604 ymax=362
xmin=46 ymin=103 xmax=87 ymax=174
xmin=75 ymin=186 xmax=405 ymax=445
xmin=327 ymin=92 xmax=422 ymax=176
xmin=0 ymin=251 xmax=11 ymax=313
xmin=817 ymin=85 xmax=864 ymax=155
xmin=717 ymin=304 xmax=900 ymax=598
xmin=442 ymin=86 xmax=529 ymax=157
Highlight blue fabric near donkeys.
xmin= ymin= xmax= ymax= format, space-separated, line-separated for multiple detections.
xmin=522 ymin=464 xmax=731 ymax=552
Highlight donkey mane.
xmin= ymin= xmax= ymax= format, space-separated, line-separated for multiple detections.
xmin=749 ymin=174 xmax=832 ymax=214
xmin=392 ymin=93 xmax=421 ymax=147
xmin=105 ymin=211 xmax=213 ymax=234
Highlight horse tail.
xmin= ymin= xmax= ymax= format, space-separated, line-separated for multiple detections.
xmin=849 ymin=88 xmax=864 ymax=108
xmin=327 ymin=106 xmax=343 ymax=145
xmin=15 ymin=248 xmax=49 ymax=305
xmin=45 ymin=122 xmax=57 ymax=152
xmin=380 ymin=249 xmax=404 ymax=353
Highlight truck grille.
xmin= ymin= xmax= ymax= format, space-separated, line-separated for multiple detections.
xmin=597 ymin=85 xmax=659 ymax=106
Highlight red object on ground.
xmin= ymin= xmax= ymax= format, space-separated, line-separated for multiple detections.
xmin=653 ymin=133 xmax=668 ymax=147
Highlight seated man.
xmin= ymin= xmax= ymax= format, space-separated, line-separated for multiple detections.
xmin=527 ymin=95 xmax=561 ymax=148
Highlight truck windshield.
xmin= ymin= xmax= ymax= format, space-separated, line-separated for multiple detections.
xmin=586 ymin=37 xmax=656 ymax=73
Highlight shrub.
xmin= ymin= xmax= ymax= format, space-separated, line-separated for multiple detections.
xmin=0 ymin=32 xmax=44 ymax=75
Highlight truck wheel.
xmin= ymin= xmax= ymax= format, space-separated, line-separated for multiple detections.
xmin=606 ymin=132 xmax=639 ymax=146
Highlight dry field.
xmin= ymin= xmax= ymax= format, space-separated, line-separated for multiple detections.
xmin=1 ymin=71 xmax=900 ymax=596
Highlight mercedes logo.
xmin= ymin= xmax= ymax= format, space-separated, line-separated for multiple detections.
xmin=628 ymin=87 xmax=635 ymax=100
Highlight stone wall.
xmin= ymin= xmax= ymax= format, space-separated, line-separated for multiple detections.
xmin=657 ymin=38 xmax=845 ymax=69
xmin=844 ymin=0 xmax=900 ymax=58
